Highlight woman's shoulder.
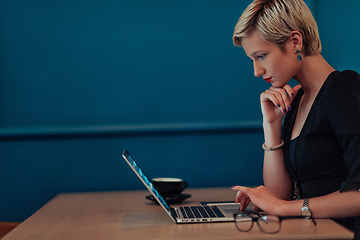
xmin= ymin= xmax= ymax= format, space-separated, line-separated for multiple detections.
xmin=324 ymin=70 xmax=360 ymax=95
xmin=322 ymin=70 xmax=360 ymax=129
xmin=330 ymin=70 xmax=360 ymax=82
xmin=335 ymin=70 xmax=360 ymax=80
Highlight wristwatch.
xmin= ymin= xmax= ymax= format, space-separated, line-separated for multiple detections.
xmin=301 ymin=198 xmax=312 ymax=219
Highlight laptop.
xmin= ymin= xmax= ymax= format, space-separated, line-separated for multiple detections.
xmin=122 ymin=150 xmax=240 ymax=224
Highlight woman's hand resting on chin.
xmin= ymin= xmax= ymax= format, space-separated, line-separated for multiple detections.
xmin=261 ymin=84 xmax=302 ymax=125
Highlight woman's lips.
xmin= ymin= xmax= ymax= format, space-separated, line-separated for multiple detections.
xmin=264 ymin=77 xmax=272 ymax=83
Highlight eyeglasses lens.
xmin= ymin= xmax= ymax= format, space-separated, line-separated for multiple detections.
xmin=234 ymin=213 xmax=254 ymax=232
xmin=257 ymin=215 xmax=281 ymax=234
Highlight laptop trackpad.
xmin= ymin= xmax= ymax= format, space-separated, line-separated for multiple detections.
xmin=220 ymin=205 xmax=240 ymax=213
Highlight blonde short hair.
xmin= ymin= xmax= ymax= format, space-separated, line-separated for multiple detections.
xmin=233 ymin=0 xmax=321 ymax=56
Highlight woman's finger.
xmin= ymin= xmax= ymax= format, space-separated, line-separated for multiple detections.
xmin=293 ymin=84 xmax=302 ymax=95
xmin=261 ymin=89 xmax=288 ymax=113
xmin=239 ymin=194 xmax=249 ymax=209
xmin=235 ymin=190 xmax=243 ymax=203
xmin=241 ymin=196 xmax=251 ymax=211
xmin=282 ymin=84 xmax=296 ymax=99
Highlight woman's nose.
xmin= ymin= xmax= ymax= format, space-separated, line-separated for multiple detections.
xmin=253 ymin=62 xmax=265 ymax=77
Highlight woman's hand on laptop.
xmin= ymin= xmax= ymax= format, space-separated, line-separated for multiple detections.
xmin=231 ymin=185 xmax=287 ymax=216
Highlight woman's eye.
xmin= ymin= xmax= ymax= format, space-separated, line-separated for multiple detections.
xmin=257 ymin=54 xmax=266 ymax=60
xmin=249 ymin=54 xmax=267 ymax=62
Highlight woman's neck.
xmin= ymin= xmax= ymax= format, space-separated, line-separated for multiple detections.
xmin=294 ymin=54 xmax=335 ymax=98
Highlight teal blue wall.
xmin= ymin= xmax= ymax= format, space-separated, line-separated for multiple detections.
xmin=0 ymin=0 xmax=359 ymax=222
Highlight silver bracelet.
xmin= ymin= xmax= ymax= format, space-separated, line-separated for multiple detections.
xmin=262 ymin=140 xmax=284 ymax=151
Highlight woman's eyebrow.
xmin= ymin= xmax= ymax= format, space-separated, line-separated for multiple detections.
xmin=251 ymin=51 xmax=264 ymax=57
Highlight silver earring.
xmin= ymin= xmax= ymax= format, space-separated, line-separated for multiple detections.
xmin=296 ymin=50 xmax=303 ymax=61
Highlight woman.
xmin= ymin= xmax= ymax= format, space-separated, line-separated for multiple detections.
xmin=231 ymin=0 xmax=360 ymax=238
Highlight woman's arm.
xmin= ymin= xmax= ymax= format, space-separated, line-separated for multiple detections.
xmin=232 ymin=185 xmax=360 ymax=218
xmin=233 ymin=84 xmax=302 ymax=211
xmin=287 ymin=190 xmax=360 ymax=219
xmin=260 ymin=84 xmax=302 ymax=200
xmin=262 ymin=121 xmax=292 ymax=200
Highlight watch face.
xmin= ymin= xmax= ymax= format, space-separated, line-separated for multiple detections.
xmin=303 ymin=210 xmax=311 ymax=217
xmin=301 ymin=207 xmax=311 ymax=217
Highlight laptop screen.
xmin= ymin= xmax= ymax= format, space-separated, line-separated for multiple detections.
xmin=122 ymin=150 xmax=171 ymax=213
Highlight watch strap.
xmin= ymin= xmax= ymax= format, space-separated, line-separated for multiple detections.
xmin=303 ymin=198 xmax=310 ymax=208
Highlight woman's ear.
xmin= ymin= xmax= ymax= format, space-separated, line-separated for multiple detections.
xmin=289 ymin=31 xmax=303 ymax=50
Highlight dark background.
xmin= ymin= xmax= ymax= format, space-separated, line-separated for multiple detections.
xmin=0 ymin=0 xmax=359 ymax=222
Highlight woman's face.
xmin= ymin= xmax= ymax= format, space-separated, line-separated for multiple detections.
xmin=241 ymin=30 xmax=300 ymax=88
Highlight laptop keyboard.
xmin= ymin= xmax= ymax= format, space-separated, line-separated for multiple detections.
xmin=179 ymin=206 xmax=225 ymax=219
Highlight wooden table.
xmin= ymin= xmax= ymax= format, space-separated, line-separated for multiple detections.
xmin=3 ymin=187 xmax=354 ymax=240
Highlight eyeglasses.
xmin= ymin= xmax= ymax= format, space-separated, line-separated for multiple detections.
xmin=233 ymin=210 xmax=317 ymax=234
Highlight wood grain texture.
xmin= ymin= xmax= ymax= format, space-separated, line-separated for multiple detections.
xmin=3 ymin=188 xmax=354 ymax=240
